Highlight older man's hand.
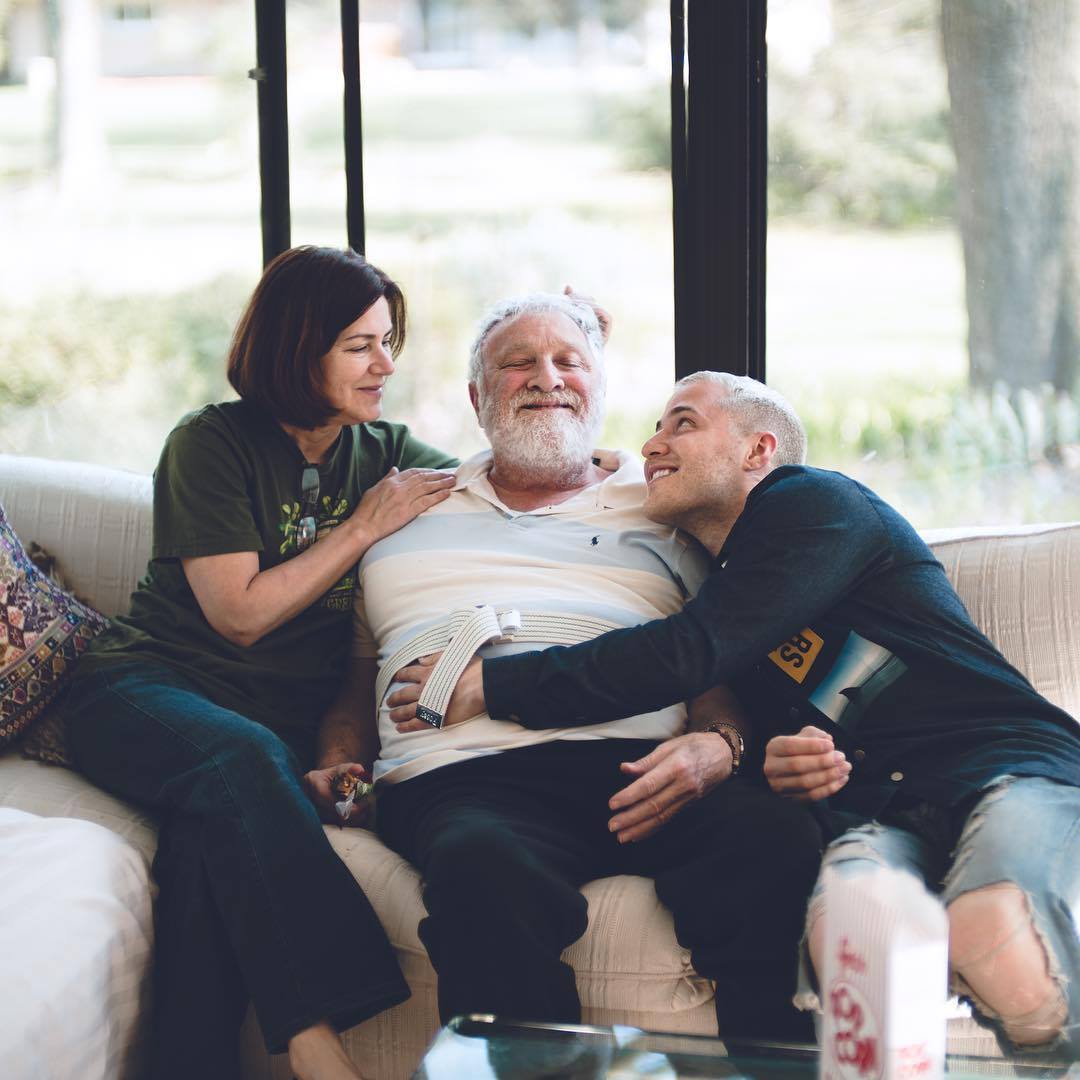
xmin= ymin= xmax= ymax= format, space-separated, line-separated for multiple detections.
xmin=607 ymin=731 xmax=733 ymax=844
xmin=386 ymin=654 xmax=485 ymax=732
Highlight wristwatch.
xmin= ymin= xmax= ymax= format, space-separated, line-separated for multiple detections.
xmin=704 ymin=721 xmax=744 ymax=775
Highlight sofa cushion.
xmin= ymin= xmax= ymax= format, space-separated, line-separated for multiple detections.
xmin=565 ymin=874 xmax=714 ymax=1014
xmin=926 ymin=523 xmax=1080 ymax=719
xmin=18 ymin=541 xmax=106 ymax=767
xmin=0 ymin=755 xmax=158 ymax=872
xmin=0 ymin=455 xmax=152 ymax=618
xmin=0 ymin=503 xmax=109 ymax=749
xmin=0 ymin=808 xmax=153 ymax=1079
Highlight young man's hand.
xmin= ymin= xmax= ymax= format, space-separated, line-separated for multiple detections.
xmin=387 ymin=655 xmax=484 ymax=732
xmin=563 ymin=285 xmax=613 ymax=343
xmin=763 ymin=725 xmax=851 ymax=801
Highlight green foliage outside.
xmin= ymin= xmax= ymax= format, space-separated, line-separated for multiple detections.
xmin=769 ymin=0 xmax=955 ymax=228
xmin=6 ymin=275 xmax=1075 ymax=527
xmin=0 ymin=280 xmax=244 ymax=469
xmin=798 ymin=379 xmax=1080 ymax=524
xmin=610 ymin=1 xmax=954 ymax=227
xmin=595 ymin=82 xmax=669 ymax=170
xmin=0 ymin=284 xmax=238 ymax=408
xmin=0 ymin=285 xmax=237 ymax=406
xmin=0 ymin=1 xmax=11 ymax=73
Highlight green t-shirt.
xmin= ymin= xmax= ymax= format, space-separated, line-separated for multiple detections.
xmin=84 ymin=399 xmax=457 ymax=737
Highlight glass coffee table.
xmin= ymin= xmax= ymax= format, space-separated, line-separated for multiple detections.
xmin=414 ymin=1015 xmax=1077 ymax=1079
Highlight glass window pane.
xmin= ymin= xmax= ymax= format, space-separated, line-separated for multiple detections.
xmin=350 ymin=0 xmax=674 ymax=459
xmin=767 ymin=0 xmax=1080 ymax=527
xmin=1 ymin=0 xmax=261 ymax=472
xmin=287 ymin=0 xmax=348 ymax=247
xmin=4 ymin=2 xmax=672 ymax=473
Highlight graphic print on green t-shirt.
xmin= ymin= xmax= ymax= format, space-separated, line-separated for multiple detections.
xmin=278 ymin=488 xmax=358 ymax=610
xmin=292 ymin=488 xmax=365 ymax=612
xmin=279 ymin=490 xmax=350 ymax=557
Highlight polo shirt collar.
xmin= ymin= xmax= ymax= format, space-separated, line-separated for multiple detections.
xmin=453 ymin=448 xmax=645 ymax=514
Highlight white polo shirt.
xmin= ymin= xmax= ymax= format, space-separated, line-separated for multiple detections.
xmin=352 ymin=449 xmax=709 ymax=784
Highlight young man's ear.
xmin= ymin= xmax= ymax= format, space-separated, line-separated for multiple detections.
xmin=745 ymin=431 xmax=778 ymax=471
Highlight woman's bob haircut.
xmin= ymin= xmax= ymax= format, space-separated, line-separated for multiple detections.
xmin=227 ymin=245 xmax=406 ymax=429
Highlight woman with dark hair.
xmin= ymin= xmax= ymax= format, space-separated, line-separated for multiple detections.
xmin=65 ymin=246 xmax=457 ymax=1080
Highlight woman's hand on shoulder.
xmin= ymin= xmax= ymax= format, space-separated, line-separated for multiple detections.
xmin=179 ymin=468 xmax=452 ymax=648
xmin=350 ymin=467 xmax=455 ymax=546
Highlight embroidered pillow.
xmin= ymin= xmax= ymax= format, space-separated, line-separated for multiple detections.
xmin=0 ymin=503 xmax=108 ymax=753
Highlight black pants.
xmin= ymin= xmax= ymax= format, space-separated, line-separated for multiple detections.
xmin=377 ymin=739 xmax=822 ymax=1041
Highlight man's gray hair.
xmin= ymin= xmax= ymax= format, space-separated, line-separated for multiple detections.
xmin=676 ymin=371 xmax=807 ymax=467
xmin=468 ymin=293 xmax=605 ymax=387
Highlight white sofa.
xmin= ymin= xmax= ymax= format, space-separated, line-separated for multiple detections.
xmin=1 ymin=452 xmax=1078 ymax=1079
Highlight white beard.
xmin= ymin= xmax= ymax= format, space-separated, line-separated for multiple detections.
xmin=479 ymin=388 xmax=603 ymax=487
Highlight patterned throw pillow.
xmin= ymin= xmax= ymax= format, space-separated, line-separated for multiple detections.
xmin=0 ymin=503 xmax=108 ymax=753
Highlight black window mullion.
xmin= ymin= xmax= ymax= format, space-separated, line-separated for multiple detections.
xmin=671 ymin=0 xmax=688 ymax=369
xmin=746 ymin=0 xmax=768 ymax=383
xmin=674 ymin=0 xmax=767 ymax=382
xmin=340 ymin=0 xmax=366 ymax=255
xmin=252 ymin=0 xmax=290 ymax=266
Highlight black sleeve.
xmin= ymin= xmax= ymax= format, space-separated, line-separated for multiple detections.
xmin=484 ymin=471 xmax=893 ymax=729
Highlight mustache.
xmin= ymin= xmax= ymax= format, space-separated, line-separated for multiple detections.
xmin=511 ymin=390 xmax=583 ymax=410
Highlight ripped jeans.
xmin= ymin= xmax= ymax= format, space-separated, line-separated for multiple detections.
xmin=799 ymin=776 xmax=1080 ymax=1059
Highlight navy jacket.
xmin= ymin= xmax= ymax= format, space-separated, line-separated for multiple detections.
xmin=484 ymin=467 xmax=1080 ymax=825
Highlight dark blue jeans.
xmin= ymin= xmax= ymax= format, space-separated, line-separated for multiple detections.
xmin=66 ymin=662 xmax=409 ymax=1080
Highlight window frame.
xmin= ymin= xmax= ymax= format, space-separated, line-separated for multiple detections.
xmin=251 ymin=0 xmax=767 ymax=381
xmin=672 ymin=0 xmax=767 ymax=381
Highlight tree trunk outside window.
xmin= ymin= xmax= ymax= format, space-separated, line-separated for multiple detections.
xmin=47 ymin=0 xmax=108 ymax=202
xmin=942 ymin=0 xmax=1079 ymax=393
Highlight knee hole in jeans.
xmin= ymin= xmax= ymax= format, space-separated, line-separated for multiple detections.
xmin=947 ymin=882 xmax=1067 ymax=1047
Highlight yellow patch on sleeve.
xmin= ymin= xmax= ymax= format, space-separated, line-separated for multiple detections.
xmin=767 ymin=628 xmax=824 ymax=684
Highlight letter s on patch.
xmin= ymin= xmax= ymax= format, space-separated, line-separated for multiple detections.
xmin=768 ymin=627 xmax=824 ymax=684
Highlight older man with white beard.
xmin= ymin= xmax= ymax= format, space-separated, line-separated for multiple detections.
xmin=319 ymin=294 xmax=823 ymax=1040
